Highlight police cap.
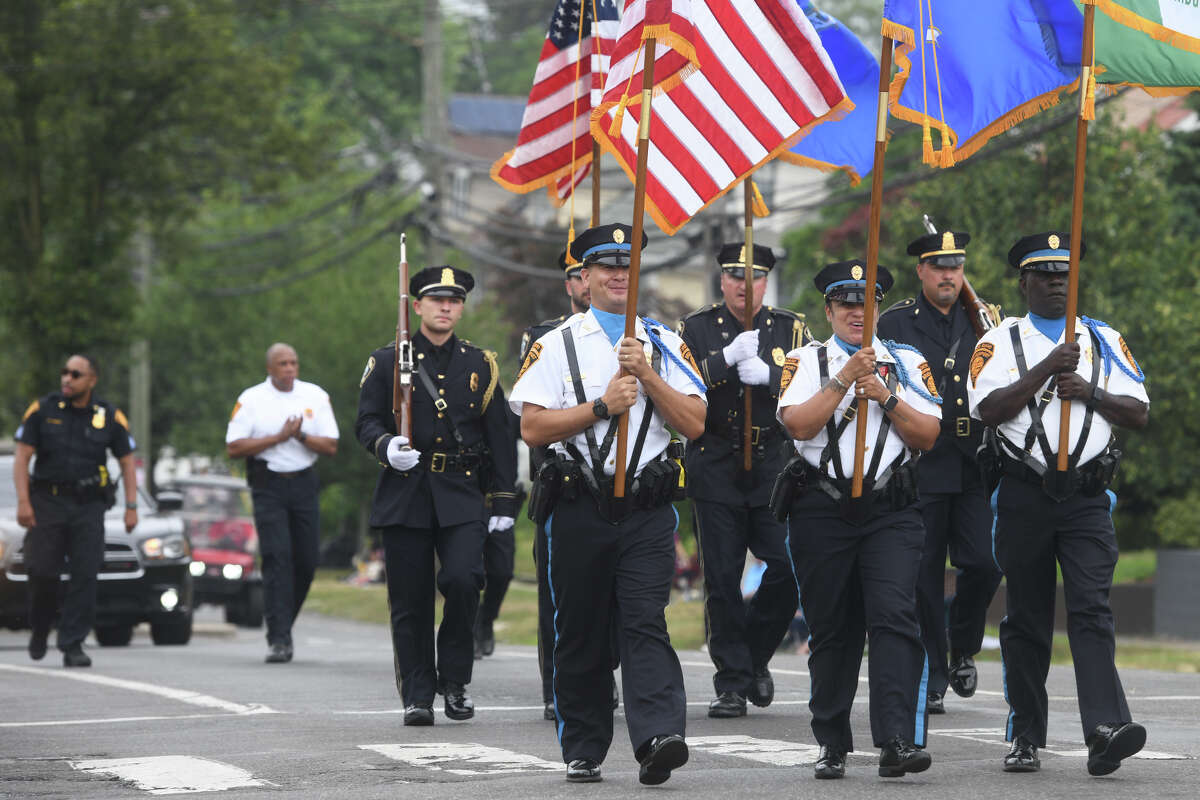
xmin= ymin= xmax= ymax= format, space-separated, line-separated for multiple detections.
xmin=569 ymin=223 xmax=648 ymax=267
xmin=558 ymin=248 xmax=584 ymax=277
xmin=1007 ymin=231 xmax=1085 ymax=272
xmin=716 ymin=242 xmax=776 ymax=275
xmin=907 ymin=230 xmax=970 ymax=267
xmin=410 ymin=265 xmax=475 ymax=299
xmin=814 ymin=259 xmax=894 ymax=304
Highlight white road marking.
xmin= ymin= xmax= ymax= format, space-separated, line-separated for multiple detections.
xmin=71 ymin=756 xmax=273 ymax=795
xmin=0 ymin=663 xmax=278 ymax=716
xmin=1042 ymin=748 xmax=1193 ymax=760
xmin=931 ymin=728 xmax=1193 ymax=760
xmin=689 ymin=735 xmax=823 ymax=766
xmin=361 ymin=743 xmax=561 ymax=775
xmin=1 ymin=712 xmax=258 ymax=729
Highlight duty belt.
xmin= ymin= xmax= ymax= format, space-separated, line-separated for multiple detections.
xmin=711 ymin=422 xmax=783 ymax=449
xmin=954 ymin=416 xmax=971 ymax=437
xmin=420 ymin=450 xmax=481 ymax=473
xmin=266 ymin=466 xmax=314 ymax=478
xmin=31 ymin=478 xmax=103 ymax=499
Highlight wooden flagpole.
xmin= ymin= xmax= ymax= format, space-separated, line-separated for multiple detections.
xmin=613 ymin=37 xmax=657 ymax=499
xmin=741 ymin=179 xmax=755 ymax=471
xmin=592 ymin=141 xmax=602 ymax=226
xmin=1057 ymin=3 xmax=1096 ymax=473
xmin=851 ymin=35 xmax=895 ymax=499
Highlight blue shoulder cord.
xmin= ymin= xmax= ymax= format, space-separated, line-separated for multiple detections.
xmin=881 ymin=340 xmax=943 ymax=405
xmin=641 ymin=317 xmax=707 ymax=394
xmin=1080 ymin=316 xmax=1145 ymax=383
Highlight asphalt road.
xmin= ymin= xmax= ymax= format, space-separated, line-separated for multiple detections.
xmin=2 ymin=608 xmax=1198 ymax=798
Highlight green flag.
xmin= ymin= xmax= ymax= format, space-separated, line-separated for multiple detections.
xmin=1087 ymin=0 xmax=1200 ymax=91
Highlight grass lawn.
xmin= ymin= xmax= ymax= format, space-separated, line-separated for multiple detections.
xmin=308 ymin=547 xmax=1197 ymax=672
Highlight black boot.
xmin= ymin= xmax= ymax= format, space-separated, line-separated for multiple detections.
xmin=63 ymin=644 xmax=92 ymax=668
xmin=747 ymin=666 xmax=774 ymax=708
xmin=707 ymin=691 xmax=747 ymax=718
xmin=28 ymin=629 xmax=48 ymax=661
xmin=813 ymin=746 xmax=846 ymax=779
xmin=1003 ymin=737 xmax=1040 ymax=773
xmin=403 ymin=704 xmax=434 ymax=726
xmin=1086 ymin=722 xmax=1146 ymax=776
xmin=878 ymin=736 xmax=931 ymax=777
xmin=948 ymin=651 xmax=978 ymax=698
xmin=926 ymin=691 xmax=945 ymax=714
xmin=566 ymin=759 xmax=602 ymax=782
xmin=638 ymin=735 xmax=688 ymax=786
xmin=442 ymin=682 xmax=475 ymax=721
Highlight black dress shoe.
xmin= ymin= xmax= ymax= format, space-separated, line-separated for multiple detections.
xmin=1086 ymin=721 xmax=1146 ymax=776
xmin=63 ymin=645 xmax=92 ymax=668
xmin=611 ymin=675 xmax=620 ymax=711
xmin=878 ymin=736 xmax=931 ymax=777
xmin=283 ymin=643 xmax=294 ymax=662
xmin=638 ymin=734 xmax=688 ymax=785
xmin=442 ymin=683 xmax=475 ymax=721
xmin=479 ymin=620 xmax=495 ymax=657
xmin=265 ymin=643 xmax=289 ymax=663
xmin=543 ymin=701 xmax=557 ymax=721
xmin=747 ymin=666 xmax=774 ymax=708
xmin=403 ymin=704 xmax=434 ymax=726
xmin=813 ymin=745 xmax=846 ymax=779
xmin=28 ymin=630 xmax=48 ymax=661
xmin=949 ymin=651 xmax=978 ymax=698
xmin=927 ymin=691 xmax=945 ymax=715
xmin=1003 ymin=737 xmax=1040 ymax=772
xmin=707 ymin=691 xmax=747 ymax=718
xmin=566 ymin=759 xmax=602 ymax=782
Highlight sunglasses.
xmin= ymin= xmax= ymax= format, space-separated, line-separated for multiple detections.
xmin=61 ymin=368 xmax=88 ymax=379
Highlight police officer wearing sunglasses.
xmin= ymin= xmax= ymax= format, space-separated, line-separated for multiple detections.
xmin=13 ymin=355 xmax=139 ymax=667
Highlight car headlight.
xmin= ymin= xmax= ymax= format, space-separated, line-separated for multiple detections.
xmin=140 ymin=534 xmax=189 ymax=561
xmin=189 ymin=561 xmax=206 ymax=577
xmin=222 ymin=563 xmax=244 ymax=580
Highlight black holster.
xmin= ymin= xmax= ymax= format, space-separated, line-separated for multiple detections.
xmin=1080 ymin=449 xmax=1122 ymax=497
xmin=246 ymin=457 xmax=270 ymax=490
xmin=635 ymin=458 xmax=682 ymax=509
xmin=667 ymin=437 xmax=687 ymax=501
xmin=769 ymin=455 xmax=810 ymax=522
xmin=977 ymin=427 xmax=1005 ymax=493
xmin=527 ymin=456 xmax=583 ymax=523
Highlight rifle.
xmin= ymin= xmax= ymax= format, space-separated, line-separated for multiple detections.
xmin=393 ymin=234 xmax=413 ymax=439
xmin=922 ymin=215 xmax=1000 ymax=338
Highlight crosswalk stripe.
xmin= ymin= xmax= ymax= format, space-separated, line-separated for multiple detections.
xmin=930 ymin=729 xmax=1192 ymax=760
xmin=71 ymin=756 xmax=272 ymax=794
xmin=689 ymin=735 xmax=823 ymax=766
xmin=360 ymin=743 xmax=562 ymax=775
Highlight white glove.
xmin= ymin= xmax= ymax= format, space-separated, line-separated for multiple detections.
xmin=488 ymin=515 xmax=515 ymax=533
xmin=386 ymin=436 xmax=421 ymax=471
xmin=737 ymin=357 xmax=770 ymax=386
xmin=722 ymin=329 xmax=760 ymax=366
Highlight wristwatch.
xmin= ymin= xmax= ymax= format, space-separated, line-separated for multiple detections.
xmin=298 ymin=430 xmax=308 ymax=442
xmin=882 ymin=393 xmax=899 ymax=413
xmin=592 ymin=397 xmax=610 ymax=420
xmin=125 ymin=502 xmax=138 ymax=511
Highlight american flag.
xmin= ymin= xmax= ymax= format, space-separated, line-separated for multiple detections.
xmin=490 ymin=0 xmax=621 ymax=204
xmin=592 ymin=0 xmax=849 ymax=234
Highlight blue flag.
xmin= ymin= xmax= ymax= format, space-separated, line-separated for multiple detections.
xmin=784 ymin=0 xmax=878 ymax=185
xmin=882 ymin=0 xmax=1084 ymax=166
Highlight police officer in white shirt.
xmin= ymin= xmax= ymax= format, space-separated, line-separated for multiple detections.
xmin=510 ymin=223 xmax=706 ymax=786
xmin=968 ymin=232 xmax=1149 ymax=776
xmin=776 ymin=260 xmax=941 ymax=780
xmin=226 ymin=343 xmax=338 ymax=663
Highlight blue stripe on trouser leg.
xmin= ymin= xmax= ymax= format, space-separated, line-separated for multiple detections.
xmin=545 ymin=513 xmax=565 ymax=744
xmin=914 ymin=650 xmax=930 ymax=746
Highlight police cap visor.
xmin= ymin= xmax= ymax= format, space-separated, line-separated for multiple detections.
xmin=923 ymin=254 xmax=965 ymax=268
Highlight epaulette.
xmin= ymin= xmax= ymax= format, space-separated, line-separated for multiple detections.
xmin=680 ymin=303 xmax=722 ymax=323
xmin=881 ymin=297 xmax=916 ymax=316
xmin=537 ymin=314 xmax=569 ymax=330
xmin=767 ymin=305 xmax=806 ymax=321
xmin=481 ymin=349 xmax=500 ymax=411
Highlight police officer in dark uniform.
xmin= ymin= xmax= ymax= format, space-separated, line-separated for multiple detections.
xmin=355 ymin=266 xmax=517 ymax=726
xmin=13 ymin=354 xmax=139 ymax=667
xmin=776 ymin=261 xmax=943 ymax=779
xmin=514 ymin=248 xmax=596 ymax=719
xmin=877 ymin=230 xmax=1002 ymax=714
xmin=677 ymin=242 xmax=808 ymax=718
xmin=969 ymin=233 xmax=1149 ymax=776
xmin=511 ymin=223 xmax=706 ymax=785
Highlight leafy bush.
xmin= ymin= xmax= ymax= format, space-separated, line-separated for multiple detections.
xmin=1154 ymin=491 xmax=1200 ymax=549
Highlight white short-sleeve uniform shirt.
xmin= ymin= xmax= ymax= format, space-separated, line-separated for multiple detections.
xmin=225 ymin=378 xmax=339 ymax=472
xmin=509 ymin=310 xmax=707 ymax=477
xmin=967 ymin=315 xmax=1148 ymax=470
xmin=776 ymin=336 xmax=943 ymax=477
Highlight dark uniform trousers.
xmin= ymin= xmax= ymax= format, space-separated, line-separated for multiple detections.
xmin=382 ymin=517 xmax=486 ymax=706
xmin=479 ymin=528 xmax=515 ymax=629
xmin=534 ymin=520 xmax=555 ymax=702
xmin=547 ymin=496 xmax=685 ymax=764
xmin=251 ymin=469 xmax=320 ymax=647
xmin=694 ymin=500 xmax=796 ymax=694
xmin=24 ymin=492 xmax=106 ymax=650
xmin=787 ymin=491 xmax=928 ymax=752
xmin=915 ymin=471 xmax=1002 ymax=695
xmin=993 ymin=476 xmax=1130 ymax=745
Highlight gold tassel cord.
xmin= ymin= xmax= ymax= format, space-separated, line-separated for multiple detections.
xmin=751 ymin=179 xmax=769 ymax=218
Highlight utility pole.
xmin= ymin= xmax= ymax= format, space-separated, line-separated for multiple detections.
xmin=129 ymin=228 xmax=152 ymax=491
xmin=422 ymin=0 xmax=446 ymax=263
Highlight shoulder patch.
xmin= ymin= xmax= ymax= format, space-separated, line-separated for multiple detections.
xmin=114 ymin=408 xmax=130 ymax=430
xmin=678 ymin=341 xmax=701 ymax=374
xmin=918 ymin=361 xmax=940 ymax=398
xmin=780 ymin=357 xmax=799 ymax=394
xmin=230 ymin=401 xmax=243 ymax=421
xmin=22 ymin=399 xmax=39 ymax=422
xmin=517 ymin=341 xmax=543 ymax=383
xmin=1117 ymin=336 xmax=1140 ymax=373
xmin=882 ymin=297 xmax=916 ymax=316
xmin=360 ymin=355 xmax=376 ymax=387
xmin=969 ymin=342 xmax=995 ymax=387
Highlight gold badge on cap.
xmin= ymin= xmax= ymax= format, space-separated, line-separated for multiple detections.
xmin=851 ymin=264 xmax=864 ymax=280
xmin=1048 ymin=234 xmax=1061 ymax=249
xmin=739 ymin=245 xmax=748 ymax=266
xmin=772 ymin=347 xmax=785 ymax=366
xmin=613 ymin=228 xmax=625 ymax=244
xmin=470 ymin=371 xmax=479 ymax=392
xmin=942 ymin=231 xmax=955 ymax=251
xmin=440 ymin=267 xmax=455 ymax=287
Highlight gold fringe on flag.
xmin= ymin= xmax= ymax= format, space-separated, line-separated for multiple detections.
xmin=1086 ymin=0 xmax=1200 ymax=56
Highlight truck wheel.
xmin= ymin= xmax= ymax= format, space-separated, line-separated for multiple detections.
xmin=151 ymin=611 xmax=193 ymax=645
xmin=224 ymin=600 xmax=244 ymax=626
xmin=240 ymin=584 xmax=264 ymax=628
xmin=95 ymin=624 xmax=134 ymax=647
